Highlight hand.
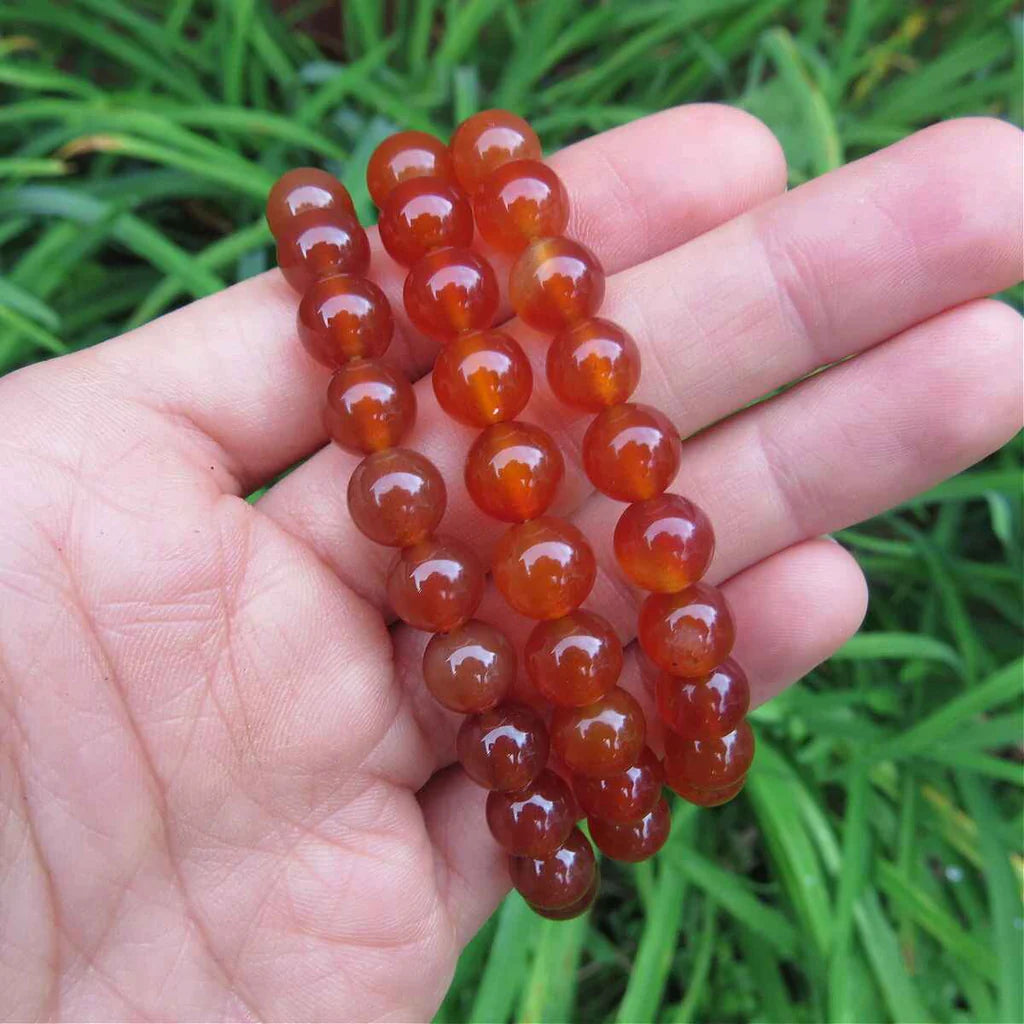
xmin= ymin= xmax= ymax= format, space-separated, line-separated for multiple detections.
xmin=1 ymin=106 xmax=1020 ymax=1021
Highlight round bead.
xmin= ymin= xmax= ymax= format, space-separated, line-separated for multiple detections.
xmin=486 ymin=770 xmax=575 ymax=858
xmin=472 ymin=159 xmax=569 ymax=254
xmin=465 ymin=421 xmax=563 ymax=522
xmin=509 ymin=826 xmax=596 ymax=910
xmin=638 ymin=582 xmax=736 ymax=677
xmin=524 ymin=610 xmax=622 ymax=707
xmin=298 ymin=274 xmax=393 ymax=369
xmin=324 ymin=359 xmax=415 ymax=455
xmin=509 ymin=237 xmax=605 ymax=332
xmin=546 ymin=318 xmax=640 ymax=411
xmin=387 ymin=535 xmax=484 ymax=632
xmin=670 ymin=776 xmax=746 ymax=807
xmin=378 ymin=177 xmax=474 ymax=267
xmin=457 ymin=703 xmax=549 ymax=791
xmin=422 ymin=619 xmax=515 ymax=713
xmin=529 ymin=879 xmax=597 ymax=920
xmin=664 ymin=720 xmax=755 ymax=793
xmin=656 ymin=659 xmax=750 ymax=740
xmin=550 ymin=687 xmax=645 ymax=779
xmin=367 ymin=130 xmax=455 ymax=208
xmin=276 ymin=210 xmax=370 ymax=292
xmin=493 ymin=517 xmax=596 ymax=620
xmin=266 ymin=167 xmax=354 ymax=238
xmin=403 ymin=246 xmax=499 ymax=342
xmin=614 ymin=494 xmax=714 ymax=592
xmin=582 ymin=403 xmax=681 ymax=502
xmin=572 ymin=746 xmax=663 ymax=824
xmin=432 ymin=329 xmax=532 ymax=427
xmin=451 ymin=109 xmax=542 ymax=195
xmin=589 ymin=796 xmax=670 ymax=863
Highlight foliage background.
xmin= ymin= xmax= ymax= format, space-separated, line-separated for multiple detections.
xmin=0 ymin=1 xmax=1021 ymax=1021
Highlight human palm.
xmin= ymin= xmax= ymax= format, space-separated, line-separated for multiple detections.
xmin=1 ymin=107 xmax=1020 ymax=1021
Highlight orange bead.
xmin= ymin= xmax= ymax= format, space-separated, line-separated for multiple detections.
xmin=664 ymin=721 xmax=755 ymax=793
xmin=367 ymin=130 xmax=455 ymax=208
xmin=546 ymin=318 xmax=640 ymax=411
xmin=472 ymin=159 xmax=569 ymax=254
xmin=266 ymin=167 xmax=354 ymax=238
xmin=509 ymin=826 xmax=596 ymax=910
xmin=422 ymin=619 xmax=515 ymax=714
xmin=509 ymin=236 xmax=605 ymax=332
xmin=324 ymin=359 xmax=415 ymax=455
xmin=378 ymin=177 xmax=474 ymax=267
xmin=465 ymin=421 xmax=563 ymax=522
xmin=582 ymin=403 xmax=681 ymax=502
xmin=529 ymin=879 xmax=597 ymax=920
xmin=457 ymin=703 xmax=549 ymax=791
xmin=492 ymin=517 xmax=596 ymax=620
xmin=486 ymin=770 xmax=575 ymax=858
xmin=387 ymin=535 xmax=483 ymax=632
xmin=403 ymin=246 xmax=499 ymax=342
xmin=276 ymin=210 xmax=370 ymax=292
xmin=589 ymin=796 xmax=670 ymax=863
xmin=669 ymin=776 xmax=746 ymax=807
xmin=524 ymin=610 xmax=622 ymax=707
xmin=298 ymin=274 xmax=393 ymax=368
xmin=573 ymin=745 xmax=663 ymax=825
xmin=614 ymin=493 xmax=714 ymax=592
xmin=550 ymin=687 xmax=645 ymax=779
xmin=638 ymin=582 xmax=735 ymax=677
xmin=656 ymin=659 xmax=750 ymax=740
xmin=451 ymin=109 xmax=541 ymax=195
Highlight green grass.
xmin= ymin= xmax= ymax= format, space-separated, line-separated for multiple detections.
xmin=1 ymin=2 xmax=1021 ymax=1021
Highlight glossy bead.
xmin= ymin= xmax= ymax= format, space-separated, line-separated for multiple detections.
xmin=378 ymin=177 xmax=474 ymax=267
xmin=266 ymin=167 xmax=354 ymax=238
xmin=582 ymin=403 xmax=681 ymax=502
xmin=638 ymin=582 xmax=736 ymax=677
xmin=524 ymin=610 xmax=622 ymax=707
xmin=465 ymin=421 xmax=564 ymax=522
xmin=457 ymin=703 xmax=549 ymax=791
xmin=432 ymin=329 xmax=533 ymax=427
xmin=664 ymin=720 xmax=755 ymax=793
xmin=472 ymin=159 xmax=569 ymax=254
xmin=298 ymin=274 xmax=393 ymax=369
xmin=387 ymin=535 xmax=484 ymax=632
xmin=573 ymin=745 xmax=663 ymax=824
xmin=422 ymin=619 xmax=514 ymax=714
xmin=486 ymin=770 xmax=575 ymax=858
xmin=451 ymin=109 xmax=542 ymax=195
xmin=404 ymin=246 xmax=499 ymax=342
xmin=509 ymin=237 xmax=605 ymax=332
xmin=529 ymin=879 xmax=597 ymax=920
xmin=550 ymin=687 xmax=645 ymax=779
xmin=276 ymin=210 xmax=371 ymax=292
xmin=324 ymin=359 xmax=415 ymax=455
xmin=492 ymin=517 xmax=596 ymax=620
xmin=367 ymin=130 xmax=455 ymax=208
xmin=614 ymin=494 xmax=714 ymax=592
xmin=670 ymin=776 xmax=746 ymax=807
xmin=509 ymin=826 xmax=596 ymax=909
xmin=348 ymin=448 xmax=446 ymax=547
xmin=589 ymin=796 xmax=670 ymax=863
xmin=656 ymin=659 xmax=750 ymax=740
xmin=546 ymin=318 xmax=640 ymax=411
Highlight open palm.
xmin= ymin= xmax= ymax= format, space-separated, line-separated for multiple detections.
xmin=1 ymin=107 xmax=1020 ymax=1021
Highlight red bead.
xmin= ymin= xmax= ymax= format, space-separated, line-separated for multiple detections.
xmin=509 ymin=236 xmax=605 ymax=332
xmin=664 ymin=721 xmax=755 ymax=793
xmin=589 ymin=796 xmax=670 ymax=863
xmin=403 ymin=246 xmax=499 ymax=342
xmin=656 ymin=659 xmax=750 ymax=740
xmin=298 ymin=274 xmax=393 ymax=369
xmin=529 ymin=879 xmax=597 ymax=920
xmin=422 ymin=619 xmax=515 ymax=714
xmin=492 ymin=517 xmax=596 ymax=620
xmin=451 ymin=110 xmax=541 ymax=195
xmin=367 ymin=131 xmax=455 ymax=208
xmin=582 ymin=403 xmax=681 ymax=502
xmin=486 ymin=770 xmax=575 ymax=858
xmin=638 ymin=582 xmax=735 ymax=677
xmin=276 ymin=210 xmax=370 ymax=292
xmin=546 ymin=318 xmax=640 ymax=411
xmin=266 ymin=167 xmax=354 ymax=238
xmin=524 ymin=610 xmax=622 ymax=707
xmin=472 ymin=159 xmax=569 ymax=254
xmin=509 ymin=826 xmax=596 ymax=909
xmin=324 ymin=359 xmax=415 ymax=455
xmin=387 ymin=535 xmax=484 ymax=632
xmin=457 ymin=703 xmax=549 ymax=791
xmin=670 ymin=776 xmax=746 ymax=807
xmin=550 ymin=687 xmax=645 ymax=779
xmin=465 ymin=421 xmax=564 ymax=522
xmin=378 ymin=177 xmax=474 ymax=267
xmin=573 ymin=746 xmax=663 ymax=824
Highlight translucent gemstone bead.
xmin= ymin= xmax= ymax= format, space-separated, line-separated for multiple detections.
xmin=664 ymin=720 xmax=755 ymax=793
xmin=378 ymin=177 xmax=474 ymax=267
xmin=472 ymin=159 xmax=569 ymax=254
xmin=550 ymin=687 xmax=645 ymax=779
xmin=589 ymin=796 xmax=670 ymax=863
xmin=572 ymin=746 xmax=663 ymax=824
xmin=464 ymin=421 xmax=563 ymax=522
xmin=524 ymin=610 xmax=622 ymax=707
xmin=387 ymin=535 xmax=483 ymax=632
xmin=347 ymin=448 xmax=446 ymax=547
xmin=324 ymin=359 xmax=415 ymax=455
xmin=422 ymin=619 xmax=515 ymax=714
xmin=266 ymin=167 xmax=354 ymax=238
xmin=529 ymin=879 xmax=597 ymax=920
xmin=509 ymin=237 xmax=605 ymax=332
xmin=492 ymin=517 xmax=596 ymax=620
xmin=485 ymin=770 xmax=575 ymax=858
xmin=508 ymin=826 xmax=596 ymax=910
xmin=298 ymin=274 xmax=393 ymax=368
xmin=582 ymin=403 xmax=681 ymax=502
xmin=276 ymin=211 xmax=371 ymax=292
xmin=404 ymin=247 xmax=499 ymax=342
xmin=638 ymin=582 xmax=735 ymax=677
xmin=457 ymin=703 xmax=549 ymax=791
xmin=546 ymin=317 xmax=641 ymax=411
xmin=367 ymin=130 xmax=455 ymax=208
xmin=656 ymin=659 xmax=750 ymax=740
xmin=670 ymin=776 xmax=746 ymax=807
xmin=614 ymin=494 xmax=715 ymax=592
xmin=451 ymin=109 xmax=541 ymax=195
